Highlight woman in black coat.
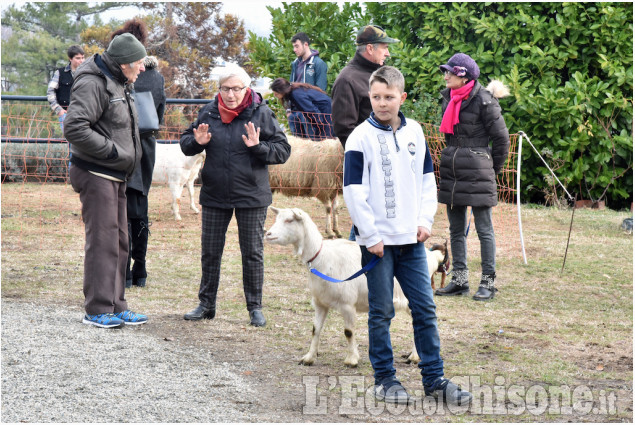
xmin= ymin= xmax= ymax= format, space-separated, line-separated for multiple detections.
xmin=111 ymin=20 xmax=166 ymax=289
xmin=180 ymin=66 xmax=291 ymax=327
xmin=125 ymin=55 xmax=165 ymax=288
xmin=434 ymin=53 xmax=510 ymax=301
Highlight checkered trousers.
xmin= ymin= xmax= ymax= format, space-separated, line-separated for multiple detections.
xmin=199 ymin=206 xmax=268 ymax=312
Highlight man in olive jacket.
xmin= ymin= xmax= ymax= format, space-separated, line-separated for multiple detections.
xmin=64 ymin=33 xmax=149 ymax=328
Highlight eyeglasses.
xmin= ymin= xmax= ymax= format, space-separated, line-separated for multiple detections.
xmin=443 ymin=66 xmax=467 ymax=78
xmin=220 ymin=86 xmax=246 ymax=94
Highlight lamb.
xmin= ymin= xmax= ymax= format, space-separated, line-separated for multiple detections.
xmin=151 ymin=143 xmax=206 ymax=220
xmin=268 ymin=136 xmax=343 ymax=238
xmin=265 ymin=206 xmax=420 ymax=367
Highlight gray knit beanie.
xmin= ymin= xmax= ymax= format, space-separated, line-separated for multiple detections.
xmin=106 ymin=33 xmax=147 ymax=65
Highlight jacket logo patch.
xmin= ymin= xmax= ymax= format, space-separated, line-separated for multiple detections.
xmin=408 ymin=142 xmax=416 ymax=156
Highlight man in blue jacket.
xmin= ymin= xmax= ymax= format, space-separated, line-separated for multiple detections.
xmin=290 ymin=32 xmax=328 ymax=92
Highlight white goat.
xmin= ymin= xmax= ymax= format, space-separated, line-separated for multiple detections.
xmin=265 ymin=206 xmax=420 ymax=367
xmin=151 ymin=143 xmax=205 ymax=220
xmin=269 ymin=136 xmax=343 ymax=238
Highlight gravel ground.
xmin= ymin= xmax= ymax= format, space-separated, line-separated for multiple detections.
xmin=1 ymin=300 xmax=288 ymax=423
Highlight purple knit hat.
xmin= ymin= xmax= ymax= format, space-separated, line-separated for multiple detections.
xmin=439 ymin=53 xmax=480 ymax=81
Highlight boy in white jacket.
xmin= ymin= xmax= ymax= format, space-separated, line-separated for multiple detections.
xmin=343 ymin=66 xmax=472 ymax=406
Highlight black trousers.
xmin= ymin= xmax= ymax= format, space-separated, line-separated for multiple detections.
xmin=198 ymin=206 xmax=268 ymax=312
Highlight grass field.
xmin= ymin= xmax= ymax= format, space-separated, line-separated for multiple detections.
xmin=1 ymin=182 xmax=633 ymax=422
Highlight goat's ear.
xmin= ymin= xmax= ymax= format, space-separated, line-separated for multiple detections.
xmin=269 ymin=206 xmax=280 ymax=216
xmin=291 ymin=208 xmax=304 ymax=221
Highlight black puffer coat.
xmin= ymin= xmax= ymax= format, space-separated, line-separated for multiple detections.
xmin=438 ymin=81 xmax=509 ymax=208
xmin=180 ymin=91 xmax=291 ymax=208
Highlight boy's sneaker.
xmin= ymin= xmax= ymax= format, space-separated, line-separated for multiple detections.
xmin=424 ymin=377 xmax=472 ymax=406
xmin=82 ymin=313 xmax=125 ymax=328
xmin=374 ymin=380 xmax=411 ymax=405
xmin=114 ymin=310 xmax=148 ymax=325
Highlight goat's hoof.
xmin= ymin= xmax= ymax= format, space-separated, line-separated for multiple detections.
xmin=407 ymin=355 xmax=420 ymax=364
xmin=344 ymin=353 xmax=360 ymax=367
xmin=299 ymin=356 xmax=315 ymax=366
xmin=175 ymin=215 xmax=182 ymax=221
xmin=334 ymin=232 xmax=342 ymax=238
xmin=401 ymin=352 xmax=420 ymax=364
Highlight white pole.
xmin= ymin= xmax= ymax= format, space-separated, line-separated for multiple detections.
xmin=516 ymin=132 xmax=528 ymax=265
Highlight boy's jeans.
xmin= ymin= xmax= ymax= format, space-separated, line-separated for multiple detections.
xmin=361 ymin=243 xmax=444 ymax=387
xmin=447 ymin=205 xmax=496 ymax=275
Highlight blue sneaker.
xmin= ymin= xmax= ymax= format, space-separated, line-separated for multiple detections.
xmin=83 ymin=313 xmax=125 ymax=328
xmin=114 ymin=310 xmax=148 ymax=325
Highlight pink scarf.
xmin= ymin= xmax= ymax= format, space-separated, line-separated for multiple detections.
xmin=439 ymin=80 xmax=475 ymax=134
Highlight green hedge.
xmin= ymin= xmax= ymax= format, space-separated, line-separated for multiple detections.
xmin=249 ymin=2 xmax=632 ymax=209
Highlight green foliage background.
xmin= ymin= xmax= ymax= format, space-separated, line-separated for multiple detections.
xmin=248 ymin=2 xmax=633 ymax=209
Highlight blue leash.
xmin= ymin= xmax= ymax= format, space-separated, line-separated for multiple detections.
xmin=310 ymin=255 xmax=381 ymax=283
xmin=465 ymin=207 xmax=473 ymax=237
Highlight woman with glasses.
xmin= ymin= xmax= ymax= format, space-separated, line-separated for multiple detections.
xmin=434 ymin=53 xmax=510 ymax=301
xmin=270 ymin=77 xmax=334 ymax=140
xmin=180 ymin=67 xmax=291 ymax=327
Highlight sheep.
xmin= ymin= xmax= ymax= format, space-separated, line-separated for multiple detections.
xmin=264 ymin=206 xmax=420 ymax=367
xmin=268 ymin=136 xmax=343 ymax=238
xmin=151 ymin=143 xmax=205 ymax=220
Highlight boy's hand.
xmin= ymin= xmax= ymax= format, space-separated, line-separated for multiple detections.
xmin=368 ymin=241 xmax=384 ymax=258
xmin=417 ymin=226 xmax=431 ymax=243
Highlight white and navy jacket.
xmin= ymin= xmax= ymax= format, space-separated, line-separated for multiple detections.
xmin=343 ymin=112 xmax=438 ymax=248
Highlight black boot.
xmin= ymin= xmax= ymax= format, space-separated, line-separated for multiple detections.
xmin=184 ymin=304 xmax=216 ymax=321
xmin=130 ymin=218 xmax=150 ymax=287
xmin=473 ymin=273 xmax=497 ymax=301
xmin=125 ymin=220 xmax=133 ymax=288
xmin=435 ymin=269 xmax=469 ymax=296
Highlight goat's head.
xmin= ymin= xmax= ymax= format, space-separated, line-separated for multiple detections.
xmin=430 ymin=239 xmax=450 ymax=273
xmin=264 ymin=206 xmax=308 ymax=250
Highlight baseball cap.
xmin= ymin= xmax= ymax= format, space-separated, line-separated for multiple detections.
xmin=356 ymin=25 xmax=399 ymax=46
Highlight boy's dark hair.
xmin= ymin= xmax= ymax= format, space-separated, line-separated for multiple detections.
xmin=291 ymin=32 xmax=310 ymax=45
xmin=369 ymin=66 xmax=405 ymax=93
xmin=67 ymin=45 xmax=85 ymax=59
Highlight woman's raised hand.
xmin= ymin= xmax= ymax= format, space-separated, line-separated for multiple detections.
xmin=193 ymin=123 xmax=211 ymax=145
xmin=242 ymin=122 xmax=261 ymax=147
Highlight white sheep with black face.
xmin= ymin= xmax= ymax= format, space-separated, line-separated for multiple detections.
xmin=264 ymin=206 xmax=418 ymax=367
xmin=152 ymin=143 xmax=205 ymax=220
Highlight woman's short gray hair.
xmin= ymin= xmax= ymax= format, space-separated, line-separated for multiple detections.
xmin=218 ymin=66 xmax=251 ymax=88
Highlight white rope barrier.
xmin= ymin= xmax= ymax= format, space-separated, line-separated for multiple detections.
xmin=516 ymin=133 xmax=528 ymax=265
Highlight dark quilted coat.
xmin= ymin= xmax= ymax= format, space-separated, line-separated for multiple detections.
xmin=438 ymin=81 xmax=509 ymax=208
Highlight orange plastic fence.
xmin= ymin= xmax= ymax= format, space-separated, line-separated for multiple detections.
xmin=1 ymin=101 xmax=521 ymax=259
xmin=285 ymin=110 xmax=334 ymax=141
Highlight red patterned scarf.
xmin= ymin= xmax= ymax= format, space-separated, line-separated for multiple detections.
xmin=218 ymin=88 xmax=253 ymax=124
xmin=439 ymin=80 xmax=475 ymax=134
